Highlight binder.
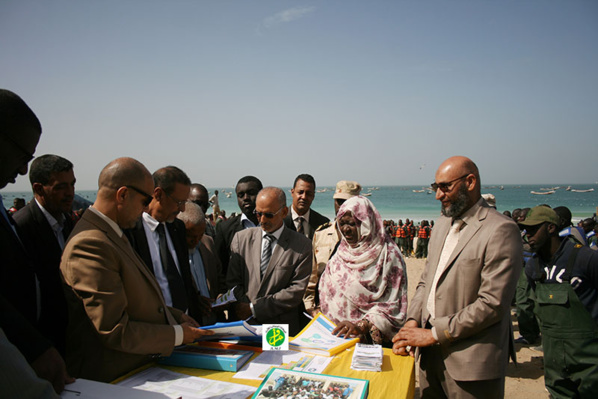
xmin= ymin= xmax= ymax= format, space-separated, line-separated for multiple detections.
xmin=159 ymin=345 xmax=254 ymax=372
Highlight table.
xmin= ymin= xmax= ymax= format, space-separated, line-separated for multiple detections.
xmin=142 ymin=345 xmax=415 ymax=399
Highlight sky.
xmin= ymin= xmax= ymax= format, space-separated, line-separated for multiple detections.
xmin=1 ymin=0 xmax=597 ymax=191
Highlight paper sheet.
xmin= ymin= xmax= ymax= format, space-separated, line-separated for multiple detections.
xmin=233 ymin=350 xmax=332 ymax=380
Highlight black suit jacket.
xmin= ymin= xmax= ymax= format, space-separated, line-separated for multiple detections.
xmin=124 ymin=217 xmax=201 ymax=321
xmin=283 ymin=209 xmax=330 ymax=240
xmin=0 ymin=205 xmax=52 ymax=362
xmin=13 ymin=200 xmax=74 ymax=355
xmin=214 ymin=214 xmax=244 ymax=275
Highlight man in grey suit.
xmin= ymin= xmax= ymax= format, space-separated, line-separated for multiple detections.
xmin=393 ymin=156 xmax=522 ymax=398
xmin=227 ymin=187 xmax=312 ymax=335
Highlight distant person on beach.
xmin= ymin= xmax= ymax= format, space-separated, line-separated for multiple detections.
xmin=189 ymin=183 xmax=216 ymax=238
xmin=283 ymin=174 xmax=330 ymax=239
xmin=8 ymin=197 xmax=25 ymax=214
xmin=521 ymin=206 xmax=598 ymax=398
xmin=393 ymin=156 xmax=522 ymax=398
xmin=13 ymin=154 xmax=77 ymax=356
xmin=415 ymin=220 xmax=431 ymax=259
xmin=0 ymin=88 xmax=72 ymax=396
xmin=60 ymin=158 xmax=213 ymax=382
xmin=215 ymin=176 xmax=263 ymax=275
xmin=304 ymin=180 xmax=361 ymax=317
xmin=319 ymin=196 xmax=407 ymax=346
xmin=209 ymin=190 xmax=220 ymax=219
xmin=581 ymin=218 xmax=597 ymax=250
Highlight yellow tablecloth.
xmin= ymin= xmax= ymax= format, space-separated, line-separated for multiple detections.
xmin=154 ymin=347 xmax=415 ymax=399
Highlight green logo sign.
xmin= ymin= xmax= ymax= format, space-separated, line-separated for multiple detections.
xmin=266 ymin=327 xmax=286 ymax=347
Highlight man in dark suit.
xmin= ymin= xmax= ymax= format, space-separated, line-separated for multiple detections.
xmin=61 ymin=157 xmax=212 ymax=382
xmin=13 ymin=154 xmax=76 ymax=356
xmin=124 ymin=166 xmax=202 ymax=322
xmin=227 ymin=187 xmax=312 ymax=335
xmin=393 ymin=156 xmax=522 ymax=398
xmin=283 ymin=174 xmax=329 ymax=240
xmin=0 ymin=88 xmax=72 ymax=394
xmin=215 ymin=175 xmax=263 ymax=274
xmin=177 ymin=201 xmax=226 ymax=325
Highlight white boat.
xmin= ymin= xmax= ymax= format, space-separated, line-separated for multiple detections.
xmin=571 ymin=188 xmax=594 ymax=193
xmin=362 ymin=193 xmax=372 ymax=197
xmin=531 ymin=190 xmax=555 ymax=195
xmin=412 ymin=189 xmax=425 ymax=193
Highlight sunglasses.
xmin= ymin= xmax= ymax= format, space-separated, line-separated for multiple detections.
xmin=165 ymin=190 xmax=187 ymax=208
xmin=126 ymin=185 xmax=154 ymax=207
xmin=431 ymin=174 xmax=469 ymax=192
xmin=254 ymin=207 xmax=284 ymax=219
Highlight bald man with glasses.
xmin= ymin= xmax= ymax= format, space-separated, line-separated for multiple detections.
xmin=226 ymin=187 xmax=312 ymax=335
xmin=393 ymin=156 xmax=522 ymax=399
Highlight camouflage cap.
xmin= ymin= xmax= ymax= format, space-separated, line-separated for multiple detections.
xmin=333 ymin=180 xmax=362 ymax=200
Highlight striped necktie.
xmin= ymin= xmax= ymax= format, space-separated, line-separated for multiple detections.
xmin=260 ymin=234 xmax=275 ymax=277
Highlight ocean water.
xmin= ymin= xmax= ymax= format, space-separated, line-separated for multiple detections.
xmin=2 ymin=184 xmax=596 ymax=223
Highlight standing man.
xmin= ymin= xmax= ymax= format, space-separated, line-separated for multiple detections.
xmin=304 ymin=180 xmax=361 ymax=316
xmin=227 ymin=187 xmax=312 ymax=335
xmin=209 ymin=190 xmax=220 ymax=219
xmin=215 ymin=176 xmax=263 ymax=274
xmin=189 ymin=183 xmax=216 ymax=238
xmin=177 ymin=201 xmax=226 ymax=325
xmin=284 ymin=174 xmax=329 ymax=239
xmin=13 ymin=154 xmax=76 ymax=355
xmin=61 ymin=158 xmax=212 ymax=382
xmin=125 ymin=166 xmax=201 ymax=321
xmin=521 ymin=206 xmax=598 ymax=398
xmin=0 ymin=89 xmax=72 ymax=396
xmin=393 ymin=156 xmax=522 ymax=398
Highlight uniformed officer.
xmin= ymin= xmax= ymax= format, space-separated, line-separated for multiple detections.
xmin=303 ymin=180 xmax=361 ymax=316
xmin=521 ymin=206 xmax=598 ymax=398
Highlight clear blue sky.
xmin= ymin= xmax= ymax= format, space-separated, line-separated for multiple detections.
xmin=2 ymin=0 xmax=597 ymax=191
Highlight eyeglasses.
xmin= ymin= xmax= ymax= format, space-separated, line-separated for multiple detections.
xmin=126 ymin=185 xmax=154 ymax=207
xmin=254 ymin=207 xmax=284 ymax=219
xmin=431 ymin=174 xmax=470 ymax=192
xmin=165 ymin=190 xmax=187 ymax=208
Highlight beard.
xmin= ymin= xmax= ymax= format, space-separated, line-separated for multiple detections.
xmin=441 ymin=183 xmax=469 ymax=218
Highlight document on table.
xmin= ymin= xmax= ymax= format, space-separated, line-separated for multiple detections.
xmin=116 ymin=367 xmax=256 ymax=399
xmin=61 ymin=378 xmax=169 ymax=398
xmin=233 ymin=350 xmax=333 ymax=380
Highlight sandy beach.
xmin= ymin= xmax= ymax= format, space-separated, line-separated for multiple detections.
xmin=404 ymin=257 xmax=548 ymax=399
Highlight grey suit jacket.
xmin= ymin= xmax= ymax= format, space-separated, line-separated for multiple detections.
xmin=407 ymin=199 xmax=522 ymax=381
xmin=61 ymin=209 xmax=183 ymax=382
xmin=226 ymin=226 xmax=312 ymax=335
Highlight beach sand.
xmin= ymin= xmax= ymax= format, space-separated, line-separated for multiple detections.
xmin=404 ymin=257 xmax=548 ymax=399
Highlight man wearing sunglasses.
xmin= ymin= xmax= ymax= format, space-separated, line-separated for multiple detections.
xmin=226 ymin=186 xmax=312 ymax=335
xmin=60 ymin=158 xmax=213 ymax=382
xmin=521 ymin=206 xmax=598 ymax=398
xmin=393 ymin=156 xmax=522 ymax=398
xmin=125 ymin=166 xmax=203 ymax=322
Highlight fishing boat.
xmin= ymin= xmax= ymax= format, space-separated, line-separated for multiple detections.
xmin=571 ymin=188 xmax=594 ymax=193
xmin=531 ymin=190 xmax=555 ymax=195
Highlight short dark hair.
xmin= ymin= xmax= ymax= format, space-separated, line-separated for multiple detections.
xmin=553 ymin=206 xmax=572 ymax=229
xmin=153 ymin=166 xmax=191 ymax=194
xmin=293 ymin=174 xmax=316 ymax=189
xmin=29 ymin=154 xmax=73 ymax=186
xmin=236 ymin=175 xmax=263 ymax=191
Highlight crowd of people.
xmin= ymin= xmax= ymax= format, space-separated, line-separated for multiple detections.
xmin=1 ymin=89 xmax=597 ymax=399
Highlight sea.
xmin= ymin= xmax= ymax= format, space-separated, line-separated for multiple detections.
xmin=3 ymin=184 xmax=597 ymax=224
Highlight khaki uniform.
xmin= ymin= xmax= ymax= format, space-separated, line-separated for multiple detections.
xmin=303 ymin=221 xmax=339 ymax=312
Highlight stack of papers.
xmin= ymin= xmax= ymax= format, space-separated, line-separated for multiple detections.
xmin=351 ymin=343 xmax=383 ymax=372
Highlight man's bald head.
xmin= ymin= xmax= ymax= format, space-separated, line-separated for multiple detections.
xmin=98 ymin=157 xmax=152 ymax=191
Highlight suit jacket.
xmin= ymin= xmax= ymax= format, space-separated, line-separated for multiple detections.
xmin=214 ymin=214 xmax=244 ymax=275
xmin=284 ymin=208 xmax=330 ymax=240
xmin=124 ymin=217 xmax=201 ymax=321
xmin=13 ymin=200 xmax=74 ymax=354
xmin=407 ymin=199 xmax=522 ymax=381
xmin=198 ymin=235 xmax=227 ymax=299
xmin=61 ymin=209 xmax=183 ymax=382
xmin=226 ymin=226 xmax=312 ymax=335
xmin=0 ymin=204 xmax=51 ymax=363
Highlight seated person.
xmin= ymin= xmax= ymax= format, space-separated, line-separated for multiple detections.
xmin=319 ymin=196 xmax=408 ymax=346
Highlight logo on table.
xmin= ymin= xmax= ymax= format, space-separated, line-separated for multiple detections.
xmin=262 ymin=324 xmax=289 ymax=351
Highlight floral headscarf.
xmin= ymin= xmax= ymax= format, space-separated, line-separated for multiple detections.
xmin=319 ymin=196 xmax=407 ymax=340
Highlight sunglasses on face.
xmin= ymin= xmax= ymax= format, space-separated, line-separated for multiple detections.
xmin=126 ymin=185 xmax=154 ymax=207
xmin=254 ymin=207 xmax=284 ymax=219
xmin=431 ymin=174 xmax=469 ymax=192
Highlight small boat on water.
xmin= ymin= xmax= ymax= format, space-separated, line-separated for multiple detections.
xmin=413 ymin=189 xmax=425 ymax=193
xmin=363 ymin=193 xmax=372 ymax=197
xmin=531 ymin=190 xmax=555 ymax=195
xmin=571 ymin=188 xmax=595 ymax=193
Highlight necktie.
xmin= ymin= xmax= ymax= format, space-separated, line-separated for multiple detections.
xmin=427 ymin=219 xmax=463 ymax=319
xmin=260 ymin=234 xmax=275 ymax=277
xmin=156 ymin=223 xmax=188 ymax=312
xmin=296 ymin=216 xmax=305 ymax=235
